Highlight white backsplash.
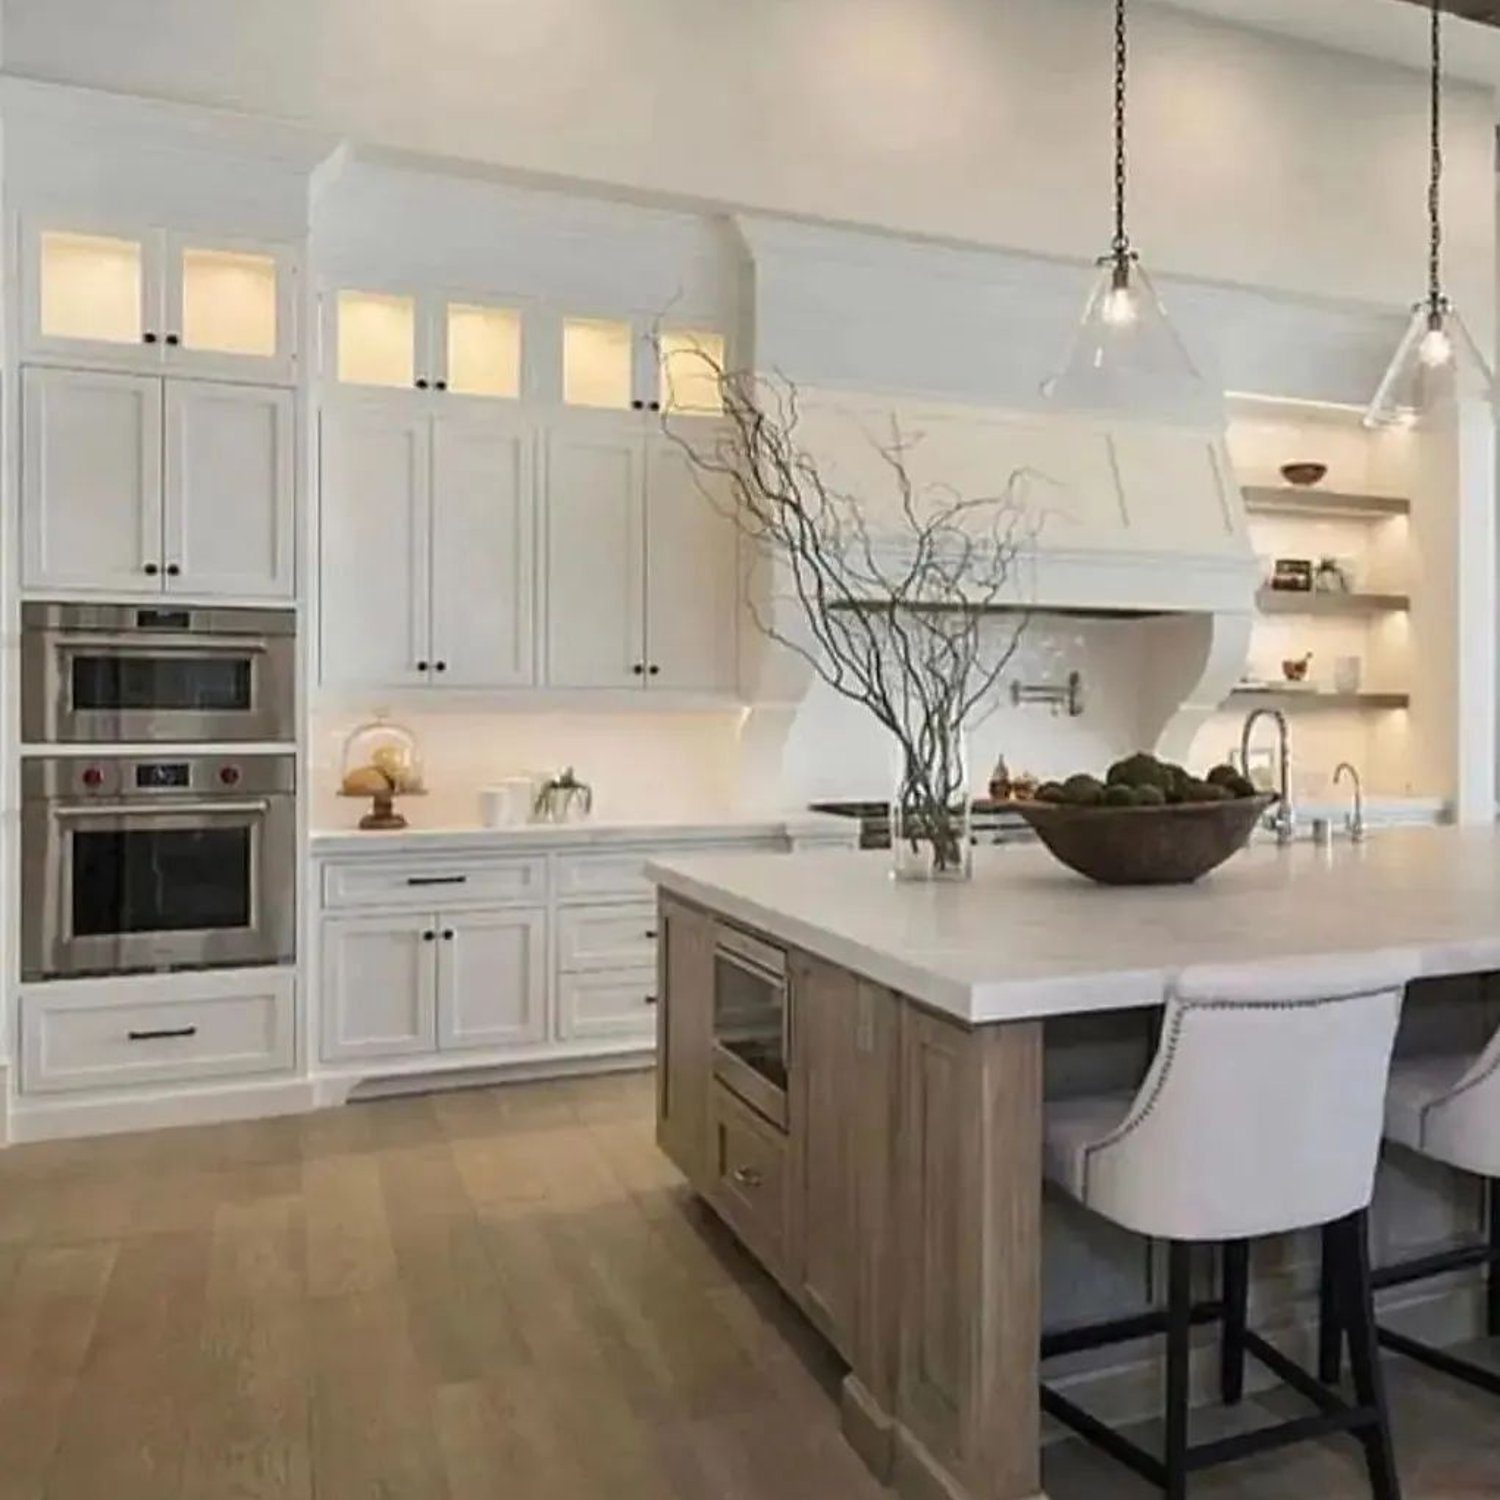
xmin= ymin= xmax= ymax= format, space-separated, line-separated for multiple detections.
xmin=310 ymin=709 xmax=748 ymax=831
xmin=310 ymin=623 xmax=1182 ymax=830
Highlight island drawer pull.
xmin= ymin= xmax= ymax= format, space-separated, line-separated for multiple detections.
xmin=405 ymin=875 xmax=469 ymax=887
xmin=127 ymin=1025 xmax=198 ymax=1042
xmin=730 ymin=1165 xmax=763 ymax=1190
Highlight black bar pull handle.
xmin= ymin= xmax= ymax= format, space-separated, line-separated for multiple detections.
xmin=127 ymin=1026 xmax=198 ymax=1042
xmin=405 ymin=874 xmax=469 ymax=887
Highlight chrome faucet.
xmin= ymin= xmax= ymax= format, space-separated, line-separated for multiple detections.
xmin=1240 ymin=708 xmax=1296 ymax=845
xmin=1333 ymin=761 xmax=1366 ymax=842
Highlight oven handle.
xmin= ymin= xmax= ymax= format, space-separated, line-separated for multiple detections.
xmin=51 ymin=633 xmax=272 ymax=654
xmin=55 ymin=799 xmax=273 ymax=819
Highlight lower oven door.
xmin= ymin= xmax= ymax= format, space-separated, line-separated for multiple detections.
xmin=25 ymin=633 xmax=295 ymax=744
xmin=22 ymin=795 xmax=296 ymax=980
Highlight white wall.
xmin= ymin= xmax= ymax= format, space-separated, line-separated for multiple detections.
xmin=5 ymin=0 xmax=1495 ymax=330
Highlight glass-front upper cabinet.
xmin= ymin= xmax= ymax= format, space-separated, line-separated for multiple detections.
xmin=168 ymin=235 xmax=297 ymax=381
xmin=658 ymin=328 xmax=726 ymax=415
xmin=22 ymin=219 xmax=299 ymax=382
xmin=560 ymin=316 xmax=726 ymax=416
xmin=327 ymin=288 xmax=524 ymax=402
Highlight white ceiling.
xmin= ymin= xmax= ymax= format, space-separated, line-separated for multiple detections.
xmin=1163 ymin=0 xmax=1500 ymax=89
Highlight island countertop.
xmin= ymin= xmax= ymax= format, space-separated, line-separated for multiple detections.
xmin=646 ymin=825 xmax=1500 ymax=1024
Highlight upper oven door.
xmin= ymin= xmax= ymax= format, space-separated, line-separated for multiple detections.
xmin=23 ymin=621 xmax=295 ymax=744
xmin=24 ymin=793 xmax=296 ymax=979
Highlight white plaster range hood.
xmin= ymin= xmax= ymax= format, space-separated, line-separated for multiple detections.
xmin=736 ymin=392 xmax=1259 ymax=762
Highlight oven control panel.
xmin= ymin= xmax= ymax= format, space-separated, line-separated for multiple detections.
xmin=23 ymin=754 xmax=296 ymax=802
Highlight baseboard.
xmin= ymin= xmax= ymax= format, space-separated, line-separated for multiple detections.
xmin=323 ymin=1047 xmax=655 ymax=1104
xmin=841 ymin=1374 xmax=895 ymax=1481
xmin=8 ymin=1075 xmax=319 ymax=1143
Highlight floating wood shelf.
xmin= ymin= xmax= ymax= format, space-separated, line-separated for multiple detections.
xmin=1229 ymin=687 xmax=1410 ymax=710
xmin=1255 ymin=588 xmax=1410 ymax=616
xmin=1242 ymin=486 xmax=1411 ymax=520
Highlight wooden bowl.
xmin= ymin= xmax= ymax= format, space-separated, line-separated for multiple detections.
xmin=1013 ymin=795 xmax=1276 ymax=886
xmin=1280 ymin=462 xmax=1328 ymax=488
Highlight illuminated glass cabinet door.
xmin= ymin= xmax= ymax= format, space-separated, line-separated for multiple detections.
xmin=439 ymin=300 xmax=523 ymax=401
xmin=658 ymin=328 xmax=726 ymax=415
xmin=330 ymin=288 xmax=420 ymax=391
xmin=24 ymin=223 xmax=162 ymax=367
xmin=562 ymin=317 xmax=637 ymax=411
xmin=167 ymin=236 xmax=298 ymax=382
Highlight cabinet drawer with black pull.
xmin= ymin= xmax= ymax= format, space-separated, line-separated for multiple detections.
xmin=321 ymin=857 xmax=545 ymax=912
xmin=19 ymin=971 xmax=295 ymax=1094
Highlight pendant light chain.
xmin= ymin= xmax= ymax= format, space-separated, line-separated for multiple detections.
xmin=1111 ymin=0 xmax=1131 ymax=265
xmin=1427 ymin=0 xmax=1444 ymax=315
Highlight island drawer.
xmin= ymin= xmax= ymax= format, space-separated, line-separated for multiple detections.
xmin=556 ymin=903 xmax=658 ymax=972
xmin=20 ymin=971 xmax=295 ymax=1095
xmin=709 ymin=1083 xmax=789 ymax=1274
xmin=322 ymin=857 xmax=546 ymax=912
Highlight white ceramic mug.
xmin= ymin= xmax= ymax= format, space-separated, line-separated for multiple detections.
xmin=481 ymin=775 xmax=542 ymax=827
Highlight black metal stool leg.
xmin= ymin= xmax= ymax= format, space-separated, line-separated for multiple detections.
xmin=1165 ymin=1241 xmax=1193 ymax=1500
xmin=1487 ymin=1181 xmax=1500 ymax=1340
xmin=1220 ymin=1240 xmax=1249 ymax=1405
xmin=1332 ymin=1211 xmax=1403 ymax=1500
xmin=1319 ymin=1221 xmax=1344 ymax=1386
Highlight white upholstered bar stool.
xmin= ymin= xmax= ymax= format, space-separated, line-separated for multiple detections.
xmin=1041 ymin=950 xmax=1418 ymax=1500
xmin=1327 ymin=1017 xmax=1500 ymax=1395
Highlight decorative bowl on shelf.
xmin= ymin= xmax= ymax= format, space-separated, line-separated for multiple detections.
xmin=1014 ymin=795 xmax=1277 ymax=886
xmin=338 ymin=714 xmax=426 ymax=830
xmin=1279 ymin=462 xmax=1329 ymax=488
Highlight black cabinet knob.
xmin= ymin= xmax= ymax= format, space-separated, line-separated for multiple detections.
xmin=631 ymin=663 xmax=645 ymax=676
xmin=648 ymin=400 xmax=662 ymax=412
xmin=142 ymin=331 xmax=159 ymax=345
xmin=647 ymin=664 xmax=660 ymax=677
xmin=165 ymin=333 xmax=181 ymax=346
xmin=165 ymin=563 xmax=181 ymax=577
xmin=631 ymin=399 xmax=645 ymax=410
xmin=143 ymin=562 xmax=160 ymax=576
xmin=423 ymin=930 xmax=436 ymax=942
xmin=442 ymin=929 xmax=455 ymax=941
xmin=415 ymin=378 xmax=429 ymax=390
xmin=644 ymin=994 xmax=658 ymax=1007
xmin=434 ymin=661 xmax=447 ymax=673
xmin=416 ymin=660 xmax=429 ymax=672
xmin=435 ymin=380 xmax=448 ymax=391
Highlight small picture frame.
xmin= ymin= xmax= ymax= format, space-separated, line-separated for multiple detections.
xmin=1271 ymin=558 xmax=1314 ymax=593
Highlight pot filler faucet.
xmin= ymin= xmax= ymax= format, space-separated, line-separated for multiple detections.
xmin=1240 ymin=708 xmax=1296 ymax=846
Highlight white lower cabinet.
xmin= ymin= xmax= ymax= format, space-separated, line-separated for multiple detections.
xmin=557 ymin=969 xmax=659 ymax=1042
xmin=320 ymin=904 xmax=546 ymax=1063
xmin=321 ymin=912 xmax=439 ymax=1062
xmin=437 ymin=908 xmax=547 ymax=1051
xmin=20 ymin=968 xmax=295 ymax=1095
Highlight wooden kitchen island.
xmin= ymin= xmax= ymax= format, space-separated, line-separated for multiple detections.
xmin=647 ymin=829 xmax=1500 ymax=1500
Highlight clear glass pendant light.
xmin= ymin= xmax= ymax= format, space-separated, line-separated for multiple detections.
xmin=1043 ymin=0 xmax=1211 ymax=421
xmin=1365 ymin=0 xmax=1495 ymax=429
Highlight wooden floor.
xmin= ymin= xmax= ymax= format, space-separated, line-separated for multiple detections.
xmin=0 ymin=1072 xmax=1497 ymax=1500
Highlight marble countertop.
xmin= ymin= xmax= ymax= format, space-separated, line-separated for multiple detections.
xmin=647 ymin=826 xmax=1500 ymax=1025
xmin=310 ymin=809 xmax=857 ymax=858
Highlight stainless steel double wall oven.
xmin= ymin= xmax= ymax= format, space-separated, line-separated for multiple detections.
xmin=20 ymin=603 xmax=297 ymax=982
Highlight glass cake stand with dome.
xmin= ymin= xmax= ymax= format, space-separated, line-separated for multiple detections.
xmin=338 ymin=714 xmax=426 ymax=830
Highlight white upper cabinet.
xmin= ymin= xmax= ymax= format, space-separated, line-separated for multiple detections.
xmin=21 ymin=366 xmax=162 ymax=595
xmin=318 ymin=401 xmax=432 ymax=690
xmin=22 ymin=366 xmax=294 ymax=601
xmin=164 ymin=381 xmax=295 ymax=599
xmin=326 ymin=286 xmax=524 ymax=402
xmin=542 ymin=416 xmax=737 ymax=694
xmin=430 ymin=415 xmax=537 ymax=688
xmin=544 ymin=416 xmax=646 ymax=688
xmin=22 ymin=219 xmax=298 ymax=382
xmin=318 ymin=401 xmax=537 ymax=692
xmin=644 ymin=436 xmax=738 ymax=691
